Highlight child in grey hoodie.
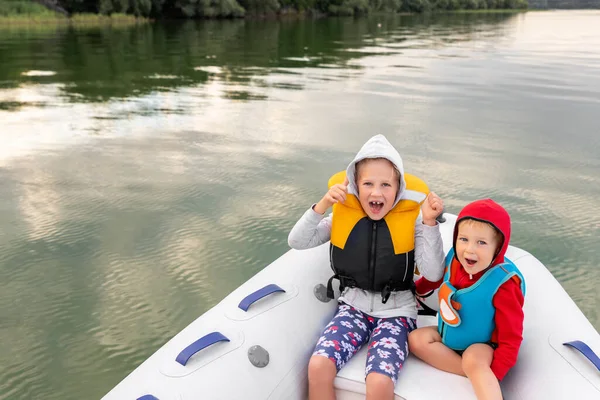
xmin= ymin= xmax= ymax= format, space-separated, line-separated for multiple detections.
xmin=288 ymin=134 xmax=445 ymax=400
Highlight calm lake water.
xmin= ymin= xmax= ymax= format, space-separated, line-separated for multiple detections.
xmin=1 ymin=10 xmax=599 ymax=400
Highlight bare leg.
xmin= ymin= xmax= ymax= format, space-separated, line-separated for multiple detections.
xmin=308 ymin=355 xmax=337 ymax=400
xmin=462 ymin=344 xmax=502 ymax=400
xmin=408 ymin=326 xmax=465 ymax=376
xmin=365 ymin=372 xmax=394 ymax=400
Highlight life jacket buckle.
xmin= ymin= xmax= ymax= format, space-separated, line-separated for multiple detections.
xmin=381 ymin=284 xmax=392 ymax=304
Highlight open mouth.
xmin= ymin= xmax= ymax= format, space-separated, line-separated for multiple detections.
xmin=465 ymin=258 xmax=477 ymax=266
xmin=369 ymin=201 xmax=384 ymax=214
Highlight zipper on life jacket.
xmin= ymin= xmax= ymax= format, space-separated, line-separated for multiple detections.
xmin=369 ymin=222 xmax=377 ymax=311
xmin=369 ymin=222 xmax=377 ymax=289
xmin=402 ymin=251 xmax=409 ymax=283
xmin=440 ymin=321 xmax=446 ymax=342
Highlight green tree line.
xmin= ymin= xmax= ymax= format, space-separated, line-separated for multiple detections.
xmin=2 ymin=0 xmax=528 ymax=19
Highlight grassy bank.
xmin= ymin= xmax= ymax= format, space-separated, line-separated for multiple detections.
xmin=0 ymin=12 xmax=148 ymax=26
xmin=0 ymin=0 xmax=148 ymax=25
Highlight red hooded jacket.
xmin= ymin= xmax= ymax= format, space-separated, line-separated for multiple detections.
xmin=416 ymin=199 xmax=525 ymax=381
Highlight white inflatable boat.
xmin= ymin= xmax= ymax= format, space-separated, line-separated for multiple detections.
xmin=103 ymin=213 xmax=600 ymax=400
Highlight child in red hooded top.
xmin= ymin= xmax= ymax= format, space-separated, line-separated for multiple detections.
xmin=408 ymin=199 xmax=525 ymax=400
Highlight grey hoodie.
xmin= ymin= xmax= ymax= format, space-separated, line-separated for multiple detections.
xmin=288 ymin=134 xmax=444 ymax=319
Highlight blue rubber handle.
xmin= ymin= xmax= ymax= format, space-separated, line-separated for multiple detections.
xmin=563 ymin=340 xmax=600 ymax=371
xmin=137 ymin=396 xmax=159 ymax=400
xmin=175 ymin=332 xmax=230 ymax=366
xmin=238 ymin=284 xmax=286 ymax=311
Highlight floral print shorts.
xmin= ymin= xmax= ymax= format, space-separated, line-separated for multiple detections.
xmin=312 ymin=302 xmax=416 ymax=385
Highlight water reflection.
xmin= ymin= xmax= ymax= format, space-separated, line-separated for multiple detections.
xmin=0 ymin=13 xmax=520 ymax=105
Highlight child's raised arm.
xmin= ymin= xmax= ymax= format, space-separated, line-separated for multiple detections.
xmin=413 ymin=192 xmax=446 ymax=282
xmin=313 ymin=177 xmax=349 ymax=214
xmin=288 ymin=178 xmax=348 ymax=250
xmin=421 ymin=192 xmax=444 ymax=227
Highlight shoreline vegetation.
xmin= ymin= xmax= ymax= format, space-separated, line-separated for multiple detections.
xmin=0 ymin=13 xmax=147 ymax=26
xmin=0 ymin=0 xmax=529 ymax=26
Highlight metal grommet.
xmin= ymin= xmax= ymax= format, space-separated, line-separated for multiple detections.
xmin=248 ymin=345 xmax=269 ymax=368
xmin=314 ymin=284 xmax=331 ymax=303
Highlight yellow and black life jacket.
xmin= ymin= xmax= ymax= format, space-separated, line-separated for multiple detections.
xmin=326 ymin=171 xmax=429 ymax=303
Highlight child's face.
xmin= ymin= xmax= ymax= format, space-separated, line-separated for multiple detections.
xmin=455 ymin=220 xmax=500 ymax=275
xmin=356 ymin=159 xmax=399 ymax=220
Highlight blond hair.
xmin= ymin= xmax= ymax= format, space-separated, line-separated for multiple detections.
xmin=355 ymin=157 xmax=401 ymax=181
xmin=458 ymin=218 xmax=503 ymax=248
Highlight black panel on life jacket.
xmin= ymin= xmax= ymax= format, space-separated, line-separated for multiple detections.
xmin=329 ymin=217 xmax=414 ymax=295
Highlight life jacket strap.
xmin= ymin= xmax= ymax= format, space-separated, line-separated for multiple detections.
xmin=381 ymin=280 xmax=416 ymax=304
xmin=326 ymin=274 xmax=358 ymax=299
xmin=326 ymin=275 xmax=337 ymax=300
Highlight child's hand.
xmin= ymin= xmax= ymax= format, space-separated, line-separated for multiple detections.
xmin=313 ymin=177 xmax=349 ymax=214
xmin=422 ymin=192 xmax=443 ymax=226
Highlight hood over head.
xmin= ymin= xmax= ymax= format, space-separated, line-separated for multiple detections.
xmin=454 ymin=199 xmax=511 ymax=268
xmin=345 ymin=134 xmax=405 ymax=208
